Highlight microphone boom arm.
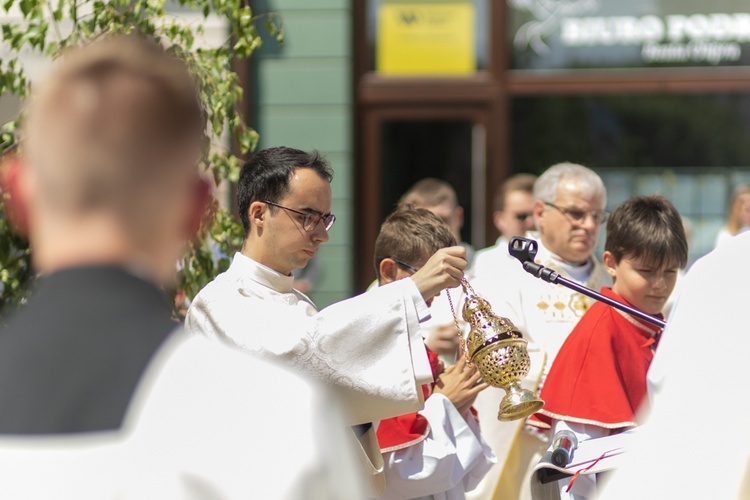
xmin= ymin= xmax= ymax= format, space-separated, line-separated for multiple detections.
xmin=511 ymin=237 xmax=666 ymax=330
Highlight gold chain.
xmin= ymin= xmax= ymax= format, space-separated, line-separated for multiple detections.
xmin=447 ymin=278 xmax=472 ymax=365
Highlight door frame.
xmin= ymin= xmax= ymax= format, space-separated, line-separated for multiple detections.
xmin=356 ymin=105 xmax=502 ymax=290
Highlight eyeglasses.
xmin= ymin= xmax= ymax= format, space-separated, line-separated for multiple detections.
xmin=544 ymin=201 xmax=609 ymax=225
xmin=262 ymin=200 xmax=336 ymax=231
xmin=376 ymin=256 xmax=420 ymax=273
xmin=513 ymin=212 xmax=534 ymax=222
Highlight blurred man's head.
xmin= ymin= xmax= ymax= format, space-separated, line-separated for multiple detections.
xmin=532 ymin=163 xmax=607 ymax=264
xmin=374 ymin=206 xmax=456 ymax=305
xmin=398 ymin=178 xmax=463 ymax=243
xmin=238 ymin=146 xmax=334 ymax=275
xmin=16 ymin=34 xmax=207 ymax=284
xmin=492 ymin=173 xmax=537 ymax=241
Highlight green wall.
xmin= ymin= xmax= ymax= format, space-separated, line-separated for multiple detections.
xmin=252 ymin=0 xmax=354 ymax=307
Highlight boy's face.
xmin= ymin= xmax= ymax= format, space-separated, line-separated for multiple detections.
xmin=603 ymin=252 xmax=679 ymax=315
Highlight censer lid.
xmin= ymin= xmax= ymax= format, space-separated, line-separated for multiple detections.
xmin=462 ymin=293 xmax=524 ymax=359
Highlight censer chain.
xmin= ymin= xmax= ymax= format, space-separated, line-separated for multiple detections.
xmin=446 ymin=278 xmax=472 ymax=365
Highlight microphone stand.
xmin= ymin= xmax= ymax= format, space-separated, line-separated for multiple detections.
xmin=508 ymin=237 xmax=666 ymax=330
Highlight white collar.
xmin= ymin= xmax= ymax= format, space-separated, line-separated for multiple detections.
xmin=231 ymin=252 xmax=295 ymax=293
xmin=526 ymin=231 xmax=594 ymax=282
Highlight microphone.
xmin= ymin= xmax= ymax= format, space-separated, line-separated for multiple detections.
xmin=551 ymin=430 xmax=578 ymax=467
xmin=508 ymin=236 xmax=666 ymax=329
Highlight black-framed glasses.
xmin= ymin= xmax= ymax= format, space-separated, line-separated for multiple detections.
xmin=513 ymin=212 xmax=534 ymax=222
xmin=375 ymin=256 xmax=420 ymax=273
xmin=544 ymin=201 xmax=609 ymax=225
xmin=262 ymin=200 xmax=336 ymax=231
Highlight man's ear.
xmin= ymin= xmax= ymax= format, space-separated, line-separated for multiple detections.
xmin=492 ymin=210 xmax=504 ymax=233
xmin=532 ymin=199 xmax=546 ymax=229
xmin=454 ymin=205 xmax=464 ymax=227
xmin=602 ymin=250 xmax=618 ymax=278
xmin=1 ymin=154 xmax=30 ymax=238
xmin=248 ymin=201 xmax=266 ymax=229
xmin=379 ymin=258 xmax=398 ymax=285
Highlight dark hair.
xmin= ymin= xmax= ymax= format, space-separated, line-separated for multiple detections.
xmin=374 ymin=206 xmax=456 ymax=281
xmin=493 ymin=173 xmax=537 ymax=212
xmin=238 ymin=146 xmax=333 ymax=236
xmin=605 ymin=195 xmax=688 ymax=269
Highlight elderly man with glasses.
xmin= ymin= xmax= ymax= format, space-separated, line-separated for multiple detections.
xmin=186 ymin=146 xmax=468 ymax=496
xmin=466 ymin=162 xmax=611 ymax=500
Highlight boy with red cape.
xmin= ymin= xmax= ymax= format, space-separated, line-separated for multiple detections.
xmin=529 ymin=195 xmax=688 ymax=500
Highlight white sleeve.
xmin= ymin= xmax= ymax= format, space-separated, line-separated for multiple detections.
xmin=186 ymin=278 xmax=430 ymax=425
xmin=380 ymin=393 xmax=496 ymax=500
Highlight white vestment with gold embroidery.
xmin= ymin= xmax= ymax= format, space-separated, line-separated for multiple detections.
xmin=185 ymin=252 xmax=433 ymax=425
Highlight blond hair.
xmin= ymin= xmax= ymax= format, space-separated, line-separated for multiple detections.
xmin=398 ymin=178 xmax=458 ymax=209
xmin=23 ymin=34 xmax=204 ymax=217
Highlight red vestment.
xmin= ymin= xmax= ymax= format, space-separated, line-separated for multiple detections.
xmin=376 ymin=348 xmax=439 ymax=452
xmin=530 ymin=287 xmax=662 ymax=431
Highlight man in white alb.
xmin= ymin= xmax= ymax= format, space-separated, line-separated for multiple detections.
xmin=467 ymin=163 xmax=611 ymax=500
xmin=185 ymin=146 xmax=468 ymax=493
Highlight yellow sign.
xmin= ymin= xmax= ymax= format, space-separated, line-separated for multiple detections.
xmin=377 ymin=1 xmax=476 ymax=75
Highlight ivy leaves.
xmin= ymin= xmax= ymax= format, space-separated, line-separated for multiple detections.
xmin=0 ymin=0 xmax=282 ymax=315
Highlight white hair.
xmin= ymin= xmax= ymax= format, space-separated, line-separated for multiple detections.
xmin=533 ymin=162 xmax=607 ymax=208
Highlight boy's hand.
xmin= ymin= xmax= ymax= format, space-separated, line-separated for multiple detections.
xmin=425 ymin=325 xmax=461 ymax=358
xmin=433 ymin=354 xmax=488 ymax=419
xmin=410 ymin=246 xmax=467 ymax=303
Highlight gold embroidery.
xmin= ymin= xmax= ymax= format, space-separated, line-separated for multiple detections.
xmin=535 ymin=255 xmax=606 ymax=319
xmin=569 ymin=293 xmax=592 ymax=317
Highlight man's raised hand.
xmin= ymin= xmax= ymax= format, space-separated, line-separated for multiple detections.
xmin=410 ymin=246 xmax=467 ymax=303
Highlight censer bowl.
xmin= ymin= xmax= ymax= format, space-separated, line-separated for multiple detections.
xmin=462 ymin=292 xmax=544 ymax=422
xmin=469 ymin=337 xmax=544 ymax=421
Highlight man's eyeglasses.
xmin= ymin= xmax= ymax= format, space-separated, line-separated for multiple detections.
xmin=544 ymin=201 xmax=609 ymax=225
xmin=262 ymin=200 xmax=336 ymax=231
xmin=375 ymin=256 xmax=420 ymax=273
xmin=513 ymin=212 xmax=534 ymax=222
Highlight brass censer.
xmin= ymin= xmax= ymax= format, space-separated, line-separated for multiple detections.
xmin=449 ymin=280 xmax=544 ymax=422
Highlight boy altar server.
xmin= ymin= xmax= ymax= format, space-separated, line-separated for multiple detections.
xmin=530 ymin=195 xmax=688 ymax=499
xmin=373 ymin=207 xmax=495 ymax=499
xmin=186 ymin=147 xmax=468 ymax=493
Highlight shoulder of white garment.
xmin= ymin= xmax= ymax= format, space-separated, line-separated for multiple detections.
xmin=603 ymin=234 xmax=750 ymax=500
xmin=648 ymin=232 xmax=750 ymax=400
xmin=127 ymin=332 xmax=363 ymax=498
xmin=0 ymin=333 xmax=363 ymax=499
